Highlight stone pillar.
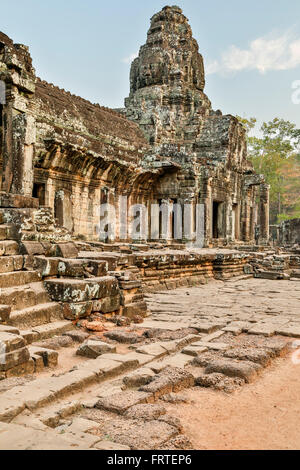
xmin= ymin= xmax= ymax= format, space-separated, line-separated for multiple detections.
xmin=160 ymin=199 xmax=173 ymax=241
xmin=0 ymin=41 xmax=37 ymax=208
xmin=182 ymin=197 xmax=195 ymax=243
xmin=199 ymin=177 xmax=212 ymax=247
xmin=150 ymin=202 xmax=160 ymax=241
xmin=225 ymin=197 xmax=233 ymax=243
xmin=259 ymin=184 xmax=270 ymax=244
xmin=241 ymin=188 xmax=251 ymax=242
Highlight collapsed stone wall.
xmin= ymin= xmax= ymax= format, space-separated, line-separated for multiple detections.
xmin=278 ymin=219 xmax=300 ymax=245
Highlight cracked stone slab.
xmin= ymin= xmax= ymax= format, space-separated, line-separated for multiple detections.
xmin=182 ymin=345 xmax=208 ymax=357
xmin=205 ymin=358 xmax=263 ymax=383
xmin=140 ymin=367 xmax=194 ymax=398
xmin=96 ymin=390 xmax=154 ymax=414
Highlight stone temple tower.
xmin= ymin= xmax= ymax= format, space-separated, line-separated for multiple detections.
xmin=124 ymin=5 xmax=270 ymax=246
xmin=124 ymin=5 xmax=212 ymax=147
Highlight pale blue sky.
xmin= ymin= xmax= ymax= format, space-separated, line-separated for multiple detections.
xmin=1 ymin=0 xmax=300 ymax=132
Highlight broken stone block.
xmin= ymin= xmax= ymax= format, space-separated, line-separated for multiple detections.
xmin=205 ymin=358 xmax=263 ymax=383
xmin=33 ymin=257 xmax=60 ymax=277
xmin=248 ymin=324 xmax=276 ymax=337
xmin=5 ymin=358 xmax=35 ymax=378
xmin=61 ymin=301 xmax=93 ymax=320
xmin=140 ymin=367 xmax=195 ymax=399
xmin=76 ymin=340 xmax=116 ymax=359
xmin=0 ymin=327 xmax=26 ymax=354
xmin=63 ymin=330 xmax=89 ymax=343
xmin=290 ymin=270 xmax=300 ymax=279
xmin=0 ymin=224 xmax=16 ymax=241
xmin=20 ymin=330 xmax=39 ymax=345
xmin=0 ymin=325 xmax=20 ymax=335
xmin=96 ymin=390 xmax=154 ymax=414
xmin=157 ymin=414 xmax=184 ymax=432
xmin=104 ymin=330 xmax=142 ymax=344
xmin=45 ymin=276 xmax=119 ymax=302
xmin=54 ymin=242 xmax=78 ymax=259
xmin=92 ymin=295 xmax=121 ymax=314
xmin=182 ymin=345 xmax=208 ymax=357
xmin=86 ymin=260 xmax=108 ymax=277
xmin=244 ymin=264 xmax=254 ymax=275
xmin=31 ymin=354 xmax=45 ymax=373
xmin=110 ymin=316 xmax=132 ymax=327
xmin=124 ymin=403 xmax=166 ymax=420
xmin=37 ymin=336 xmax=73 ymax=350
xmin=254 ymin=271 xmax=286 ymax=280
xmin=136 ymin=343 xmax=167 ymax=357
xmin=224 ymin=347 xmax=273 ymax=367
xmin=29 ymin=346 xmax=58 ymax=368
xmin=0 ymin=345 xmax=31 ymax=372
xmin=123 ymin=367 xmax=155 ymax=388
xmin=20 ymin=242 xmax=45 ymax=256
xmin=0 ymin=241 xmax=19 ymax=256
xmin=191 ymin=322 xmax=227 ymax=334
xmin=160 ymin=393 xmax=189 ymax=404
xmin=263 ymin=339 xmax=290 ymax=357
xmin=93 ymin=417 xmax=178 ymax=450
xmin=195 ymin=373 xmax=245 ymax=393
xmin=122 ymin=302 xmax=148 ymax=318
xmin=222 ymin=321 xmax=251 ymax=335
xmin=0 ymin=305 xmax=11 ymax=322
xmin=276 ymin=326 xmax=300 ymax=338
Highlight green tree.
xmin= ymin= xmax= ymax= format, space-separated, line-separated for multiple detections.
xmin=237 ymin=117 xmax=300 ymax=224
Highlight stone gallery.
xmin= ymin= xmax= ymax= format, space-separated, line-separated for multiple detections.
xmin=0 ymin=6 xmax=299 ymax=451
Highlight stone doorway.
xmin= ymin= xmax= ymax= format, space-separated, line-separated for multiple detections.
xmin=212 ymin=201 xmax=224 ymax=239
xmin=232 ymin=204 xmax=240 ymax=241
xmin=32 ymin=183 xmax=46 ymax=206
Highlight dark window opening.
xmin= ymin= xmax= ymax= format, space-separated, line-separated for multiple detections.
xmin=213 ymin=201 xmax=221 ymax=239
xmin=100 ymin=188 xmax=108 ymax=205
xmin=32 ymin=183 xmax=45 ymax=206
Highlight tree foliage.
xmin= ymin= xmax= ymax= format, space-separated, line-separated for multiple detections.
xmin=237 ymin=116 xmax=300 ymax=224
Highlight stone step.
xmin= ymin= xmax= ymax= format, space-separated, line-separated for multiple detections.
xmin=0 ymin=271 xmax=41 ymax=289
xmin=0 ymin=241 xmax=19 ymax=256
xmin=31 ymin=257 xmax=108 ymax=278
xmin=45 ymin=276 xmax=119 ymax=302
xmin=8 ymin=303 xmax=63 ymax=329
xmin=31 ymin=321 xmax=75 ymax=340
xmin=0 ymin=354 xmax=141 ymax=421
xmin=0 ymin=224 xmax=17 ymax=241
xmin=0 ymin=282 xmax=50 ymax=311
xmin=0 ymin=256 xmax=23 ymax=274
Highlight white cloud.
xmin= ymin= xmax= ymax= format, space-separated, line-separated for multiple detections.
xmin=121 ymin=52 xmax=138 ymax=64
xmin=206 ymin=31 xmax=300 ymax=75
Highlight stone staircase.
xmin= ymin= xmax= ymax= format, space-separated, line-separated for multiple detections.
xmin=0 ymin=217 xmax=75 ymax=379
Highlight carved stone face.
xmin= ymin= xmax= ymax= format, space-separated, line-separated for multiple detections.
xmin=138 ymin=54 xmax=166 ymax=87
xmin=129 ymin=8 xmax=205 ymax=94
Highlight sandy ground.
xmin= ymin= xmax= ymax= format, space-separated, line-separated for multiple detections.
xmin=166 ymin=355 xmax=300 ymax=450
